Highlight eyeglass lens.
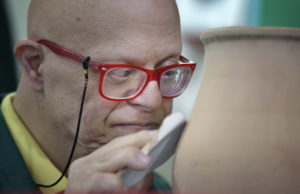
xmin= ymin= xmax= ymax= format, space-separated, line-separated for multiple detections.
xmin=101 ymin=66 xmax=192 ymax=100
xmin=160 ymin=66 xmax=192 ymax=97
xmin=102 ymin=68 xmax=147 ymax=99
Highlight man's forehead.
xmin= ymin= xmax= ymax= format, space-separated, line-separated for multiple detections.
xmin=28 ymin=0 xmax=179 ymax=45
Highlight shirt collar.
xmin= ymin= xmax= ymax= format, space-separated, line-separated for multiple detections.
xmin=1 ymin=93 xmax=67 ymax=193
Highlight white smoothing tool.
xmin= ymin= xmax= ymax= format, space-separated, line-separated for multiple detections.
xmin=121 ymin=112 xmax=186 ymax=187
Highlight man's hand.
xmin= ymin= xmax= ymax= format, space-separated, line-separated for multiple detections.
xmin=66 ymin=130 xmax=157 ymax=193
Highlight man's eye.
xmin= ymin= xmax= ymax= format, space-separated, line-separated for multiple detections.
xmin=163 ymin=69 xmax=178 ymax=78
xmin=111 ymin=69 xmax=131 ymax=77
xmin=106 ymin=68 xmax=132 ymax=84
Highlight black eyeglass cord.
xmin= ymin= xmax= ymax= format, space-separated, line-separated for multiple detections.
xmin=37 ymin=56 xmax=91 ymax=188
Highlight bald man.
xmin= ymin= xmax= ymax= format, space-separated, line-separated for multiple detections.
xmin=0 ymin=0 xmax=195 ymax=193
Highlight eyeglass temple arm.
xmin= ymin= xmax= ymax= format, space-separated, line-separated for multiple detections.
xmin=38 ymin=40 xmax=194 ymax=66
xmin=37 ymin=39 xmax=93 ymax=66
xmin=179 ymin=55 xmax=193 ymax=63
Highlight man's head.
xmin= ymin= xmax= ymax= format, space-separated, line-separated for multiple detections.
xmin=13 ymin=0 xmax=182 ymax=170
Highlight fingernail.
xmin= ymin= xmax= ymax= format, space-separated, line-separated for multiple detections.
xmin=139 ymin=153 xmax=151 ymax=165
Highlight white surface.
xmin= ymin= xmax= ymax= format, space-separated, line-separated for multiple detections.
xmin=121 ymin=112 xmax=186 ymax=187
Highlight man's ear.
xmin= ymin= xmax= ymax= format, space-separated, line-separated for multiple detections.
xmin=14 ymin=40 xmax=44 ymax=92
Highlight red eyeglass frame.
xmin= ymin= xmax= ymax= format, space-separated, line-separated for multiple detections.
xmin=37 ymin=39 xmax=196 ymax=101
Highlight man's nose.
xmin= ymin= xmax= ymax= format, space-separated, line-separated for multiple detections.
xmin=128 ymin=81 xmax=162 ymax=111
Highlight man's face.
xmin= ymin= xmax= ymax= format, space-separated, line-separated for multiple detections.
xmin=39 ymin=0 xmax=182 ymax=156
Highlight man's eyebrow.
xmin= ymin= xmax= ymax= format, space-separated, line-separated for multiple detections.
xmin=91 ymin=53 xmax=181 ymax=67
xmin=154 ymin=54 xmax=181 ymax=68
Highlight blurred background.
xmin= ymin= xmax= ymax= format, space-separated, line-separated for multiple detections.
xmin=1 ymin=0 xmax=300 ymax=184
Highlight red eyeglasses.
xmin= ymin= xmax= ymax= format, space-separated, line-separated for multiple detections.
xmin=37 ymin=39 xmax=196 ymax=101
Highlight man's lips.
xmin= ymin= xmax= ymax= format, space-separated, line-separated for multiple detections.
xmin=111 ymin=123 xmax=159 ymax=131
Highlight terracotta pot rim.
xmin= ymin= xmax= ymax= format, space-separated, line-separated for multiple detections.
xmin=200 ymin=26 xmax=300 ymax=44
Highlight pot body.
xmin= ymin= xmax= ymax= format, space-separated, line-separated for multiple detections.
xmin=173 ymin=27 xmax=300 ymax=194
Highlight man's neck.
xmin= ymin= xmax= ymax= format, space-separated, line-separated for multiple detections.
xmin=13 ymin=81 xmax=71 ymax=173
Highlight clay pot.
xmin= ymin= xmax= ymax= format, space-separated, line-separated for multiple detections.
xmin=173 ymin=27 xmax=300 ymax=194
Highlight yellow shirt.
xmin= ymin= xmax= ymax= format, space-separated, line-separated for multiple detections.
xmin=0 ymin=93 xmax=67 ymax=193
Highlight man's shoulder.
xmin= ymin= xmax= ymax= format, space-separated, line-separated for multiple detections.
xmin=0 ymin=95 xmax=39 ymax=192
xmin=0 ymin=92 xmax=10 ymax=103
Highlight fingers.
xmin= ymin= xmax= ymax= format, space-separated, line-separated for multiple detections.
xmin=108 ymin=130 xmax=158 ymax=151
xmin=66 ymin=130 xmax=158 ymax=192
xmin=109 ymin=146 xmax=151 ymax=171
xmin=98 ymin=130 xmax=158 ymax=172
xmin=73 ymin=145 xmax=151 ymax=173
xmin=141 ymin=132 xmax=159 ymax=154
xmin=66 ymin=172 xmax=127 ymax=193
